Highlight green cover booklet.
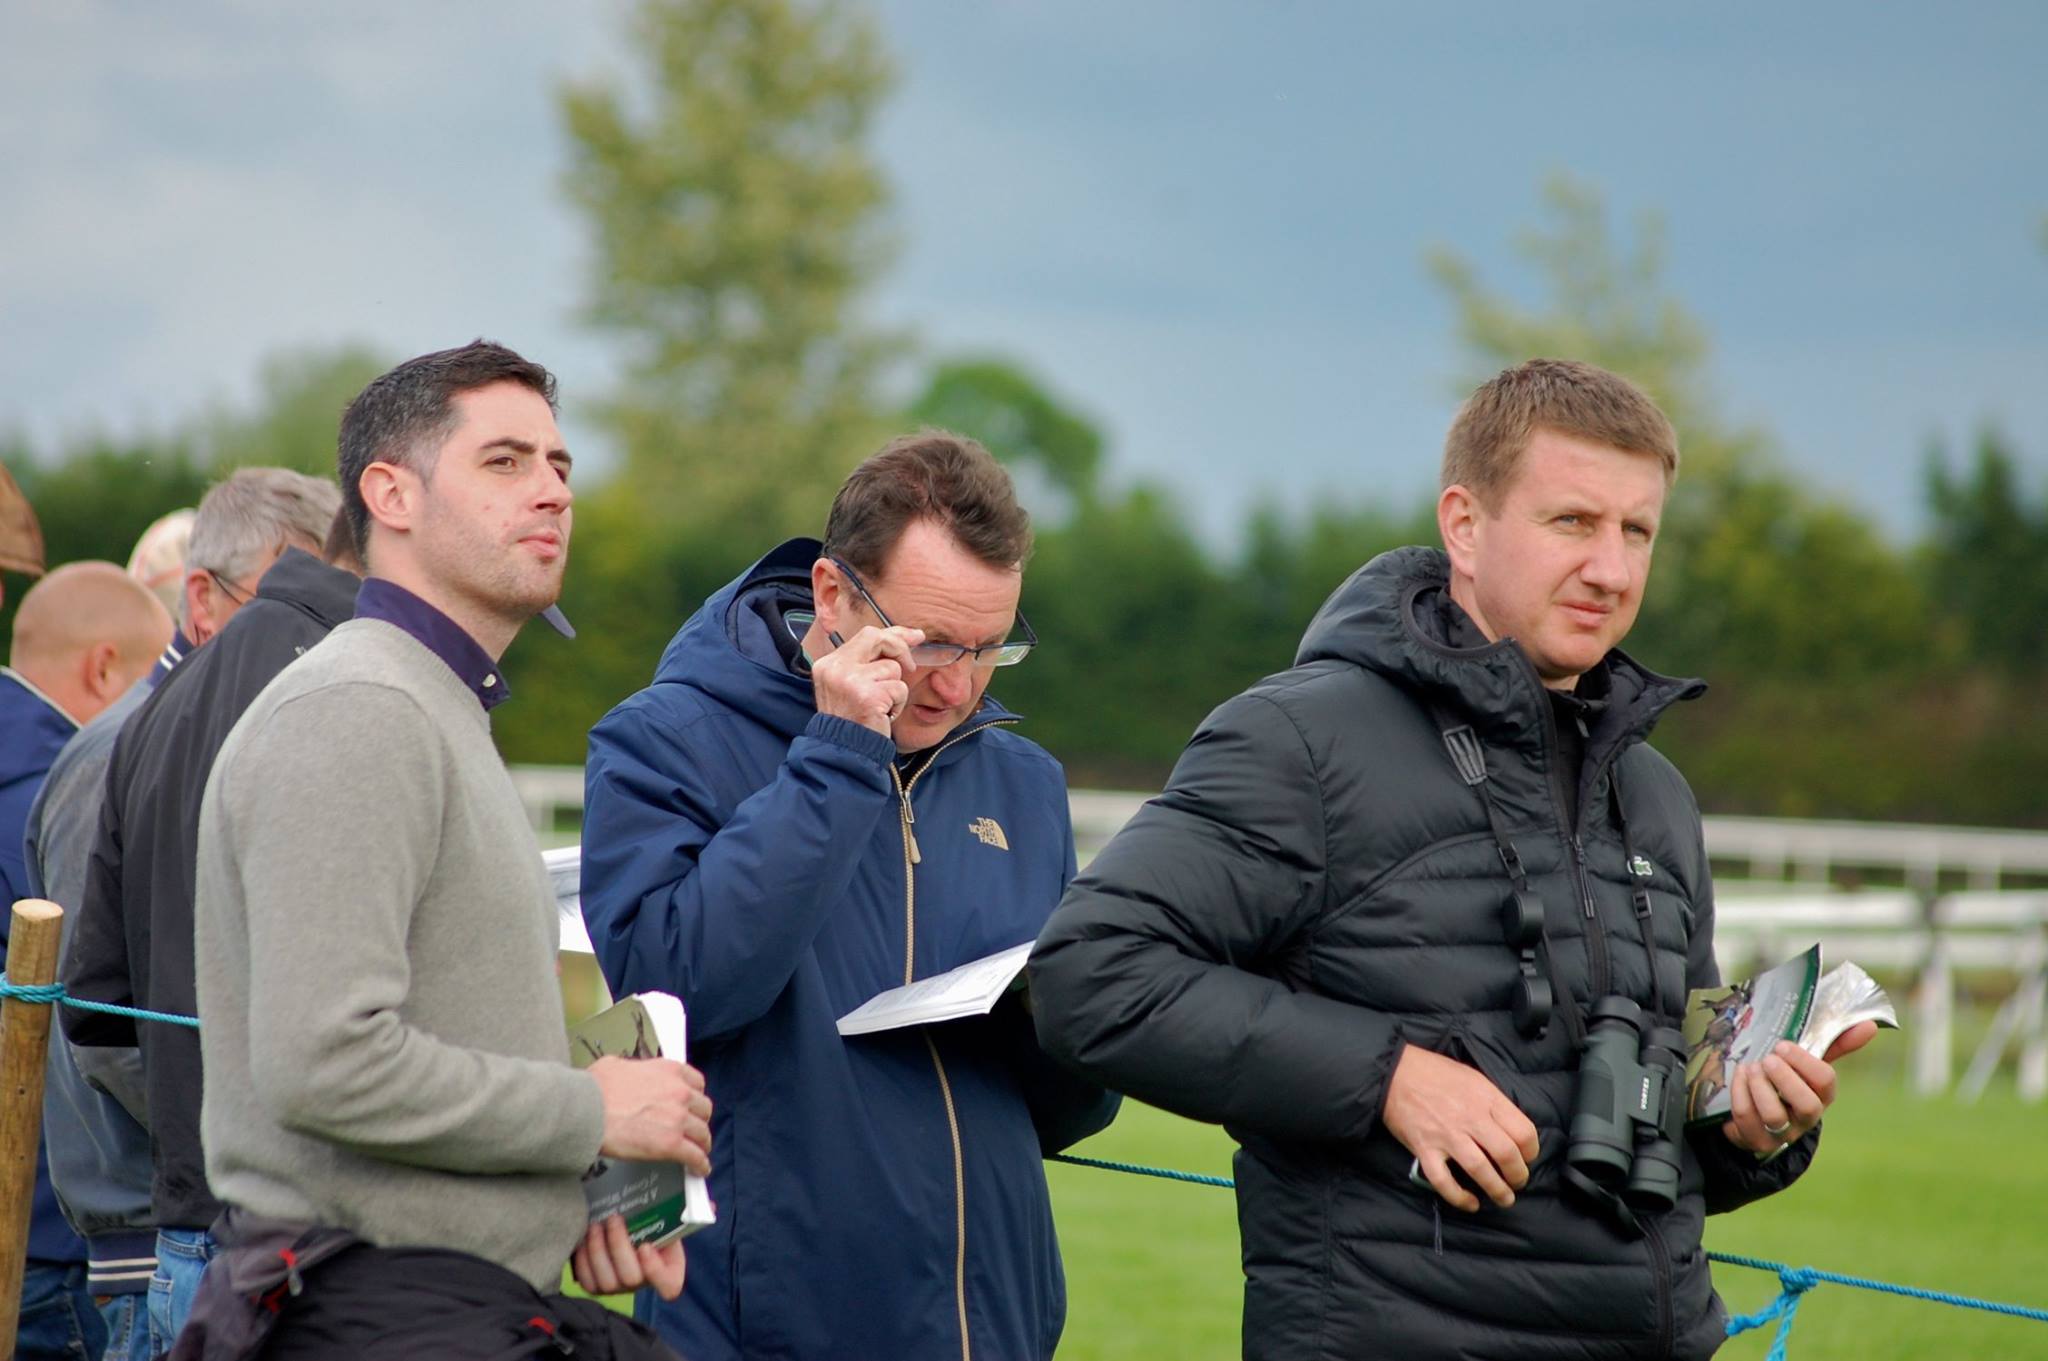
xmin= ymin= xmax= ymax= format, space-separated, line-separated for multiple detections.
xmin=569 ymin=991 xmax=718 ymax=1246
xmin=1681 ymin=944 xmax=1899 ymax=1125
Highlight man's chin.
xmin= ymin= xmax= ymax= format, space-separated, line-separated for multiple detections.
xmin=1532 ymin=638 xmax=1612 ymax=685
xmin=891 ymin=711 xmax=957 ymax=754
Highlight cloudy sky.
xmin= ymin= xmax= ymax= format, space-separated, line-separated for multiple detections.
xmin=4 ymin=1 xmax=2043 ymax=544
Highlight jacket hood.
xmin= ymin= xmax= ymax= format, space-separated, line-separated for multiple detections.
xmin=1296 ymin=545 xmax=1704 ymax=768
xmin=652 ymin=537 xmax=1016 ymax=743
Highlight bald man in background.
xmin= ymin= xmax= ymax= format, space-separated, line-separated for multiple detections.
xmin=2 ymin=560 xmax=171 ymax=1361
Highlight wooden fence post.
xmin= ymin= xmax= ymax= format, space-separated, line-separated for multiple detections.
xmin=1 ymin=899 xmax=64 ymax=1356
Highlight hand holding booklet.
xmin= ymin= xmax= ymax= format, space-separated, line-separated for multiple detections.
xmin=836 ymin=941 xmax=1035 ymax=1036
xmin=1681 ymin=944 xmax=1899 ymax=1125
xmin=568 ymin=991 xmax=718 ymax=1246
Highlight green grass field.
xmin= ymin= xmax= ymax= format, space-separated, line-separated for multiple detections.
xmin=1049 ymin=1075 xmax=2048 ymax=1360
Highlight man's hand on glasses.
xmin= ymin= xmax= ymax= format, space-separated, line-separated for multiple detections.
xmin=811 ymin=625 xmax=925 ymax=738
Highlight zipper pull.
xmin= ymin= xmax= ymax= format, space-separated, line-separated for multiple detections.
xmin=1572 ymin=835 xmax=1596 ymax=918
xmin=902 ymin=800 xmax=921 ymax=864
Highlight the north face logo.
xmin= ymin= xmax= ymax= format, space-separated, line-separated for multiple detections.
xmin=968 ymin=817 xmax=1009 ymax=850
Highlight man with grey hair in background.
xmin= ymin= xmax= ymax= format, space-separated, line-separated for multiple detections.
xmin=60 ymin=466 xmax=344 ymax=1348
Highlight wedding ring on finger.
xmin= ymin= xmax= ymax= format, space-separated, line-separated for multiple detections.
xmin=1763 ymin=1118 xmax=1793 ymax=1139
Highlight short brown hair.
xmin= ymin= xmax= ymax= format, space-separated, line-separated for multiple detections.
xmin=1441 ymin=358 xmax=1679 ymax=508
xmin=822 ymin=431 xmax=1033 ymax=577
xmin=338 ymin=340 xmax=556 ymax=560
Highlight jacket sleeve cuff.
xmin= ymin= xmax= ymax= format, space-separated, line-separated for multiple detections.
xmin=1368 ymin=1035 xmax=1410 ymax=1130
xmin=803 ymin=712 xmax=898 ymax=766
xmin=1692 ymin=1117 xmax=1820 ymax=1214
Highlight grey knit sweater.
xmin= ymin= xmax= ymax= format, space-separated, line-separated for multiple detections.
xmin=194 ymin=618 xmax=604 ymax=1289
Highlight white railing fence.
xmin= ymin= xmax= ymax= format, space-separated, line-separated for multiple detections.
xmin=517 ymin=768 xmax=2048 ymax=1102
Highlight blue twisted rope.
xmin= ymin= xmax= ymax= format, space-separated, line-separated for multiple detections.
xmin=1713 ymin=1251 xmax=2048 ymax=1327
xmin=1049 ymin=1152 xmax=1234 ymax=1188
xmin=0 ymin=978 xmax=203 ymax=1029
xmin=1721 ymin=1263 xmax=1819 ymax=1361
xmin=1046 ymin=1153 xmax=2048 ymax=1351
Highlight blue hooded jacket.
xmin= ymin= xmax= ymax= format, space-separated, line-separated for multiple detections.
xmin=582 ymin=539 xmax=1117 ymax=1361
xmin=0 ymin=666 xmax=88 ymax=1264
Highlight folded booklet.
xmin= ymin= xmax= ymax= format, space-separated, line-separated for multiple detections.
xmin=568 ymin=991 xmax=717 ymax=1246
xmin=835 ymin=941 xmax=1035 ymax=1037
xmin=1681 ymin=944 xmax=1899 ymax=1125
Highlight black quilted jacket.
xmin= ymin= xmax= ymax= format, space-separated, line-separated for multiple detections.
xmin=1031 ymin=546 xmax=1815 ymax=1361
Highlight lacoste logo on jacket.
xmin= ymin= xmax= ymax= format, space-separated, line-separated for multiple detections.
xmin=968 ymin=817 xmax=1009 ymax=851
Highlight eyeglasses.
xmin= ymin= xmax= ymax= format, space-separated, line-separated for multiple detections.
xmin=207 ymin=569 xmax=254 ymax=606
xmin=829 ymin=556 xmax=1036 ymax=669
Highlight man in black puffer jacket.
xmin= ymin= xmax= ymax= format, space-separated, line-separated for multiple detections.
xmin=1030 ymin=359 xmax=1876 ymax=1361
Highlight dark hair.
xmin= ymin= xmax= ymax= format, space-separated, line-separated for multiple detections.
xmin=822 ymin=431 xmax=1033 ymax=578
xmin=320 ymin=506 xmax=363 ymax=574
xmin=1442 ymin=358 xmax=1678 ymax=509
xmin=338 ymin=340 xmax=556 ymax=559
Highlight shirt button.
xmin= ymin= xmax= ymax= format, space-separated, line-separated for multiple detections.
xmin=482 ymin=674 xmax=497 ymax=687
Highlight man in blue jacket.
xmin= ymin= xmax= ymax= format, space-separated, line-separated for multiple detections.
xmin=1 ymin=560 xmax=170 ymax=1360
xmin=583 ymin=432 xmax=1118 ymax=1361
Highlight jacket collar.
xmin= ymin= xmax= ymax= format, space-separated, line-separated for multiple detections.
xmin=1295 ymin=546 xmax=1704 ymax=805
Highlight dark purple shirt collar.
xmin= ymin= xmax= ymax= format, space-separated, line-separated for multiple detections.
xmin=353 ymin=578 xmax=511 ymax=710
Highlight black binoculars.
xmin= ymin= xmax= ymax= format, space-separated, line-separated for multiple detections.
xmin=1566 ymin=996 xmax=1688 ymax=1218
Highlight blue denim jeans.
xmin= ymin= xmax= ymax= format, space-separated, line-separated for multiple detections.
xmin=16 ymin=1260 xmax=107 ymax=1360
xmin=146 ymin=1228 xmax=218 ymax=1356
xmin=97 ymin=1290 xmax=159 ymax=1361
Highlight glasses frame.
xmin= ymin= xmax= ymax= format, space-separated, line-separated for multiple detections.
xmin=828 ymin=556 xmax=1036 ymax=669
xmin=207 ymin=568 xmax=254 ymax=607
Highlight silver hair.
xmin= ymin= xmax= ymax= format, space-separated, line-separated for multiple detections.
xmin=181 ymin=467 xmax=341 ymax=626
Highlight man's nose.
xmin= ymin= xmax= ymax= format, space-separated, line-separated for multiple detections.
xmin=1580 ymin=527 xmax=1633 ymax=594
xmin=925 ymin=655 xmax=973 ymax=704
xmin=534 ymin=463 xmax=573 ymax=510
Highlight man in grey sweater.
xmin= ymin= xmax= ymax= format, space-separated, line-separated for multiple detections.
xmin=189 ymin=341 xmax=709 ymax=1358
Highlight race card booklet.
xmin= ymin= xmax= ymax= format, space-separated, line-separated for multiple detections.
xmin=568 ymin=991 xmax=717 ymax=1246
xmin=835 ymin=941 xmax=1035 ymax=1037
xmin=1680 ymin=944 xmax=1899 ymax=1126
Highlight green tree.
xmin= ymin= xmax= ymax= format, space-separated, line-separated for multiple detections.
xmin=1924 ymin=428 xmax=2048 ymax=676
xmin=559 ymin=0 xmax=902 ymax=538
xmin=909 ymin=358 xmax=1106 ymax=522
xmin=499 ymin=0 xmax=907 ymax=763
xmin=0 ymin=432 xmax=213 ymax=643
xmin=196 ymin=345 xmax=389 ymax=477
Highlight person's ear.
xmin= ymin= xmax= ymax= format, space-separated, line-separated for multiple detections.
xmin=810 ymin=558 xmax=845 ymax=635
xmin=358 ymin=462 xmax=419 ymax=537
xmin=81 ymin=640 xmax=123 ymax=704
xmin=184 ymin=568 xmax=222 ymax=645
xmin=1438 ymin=484 xmax=1486 ymax=580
